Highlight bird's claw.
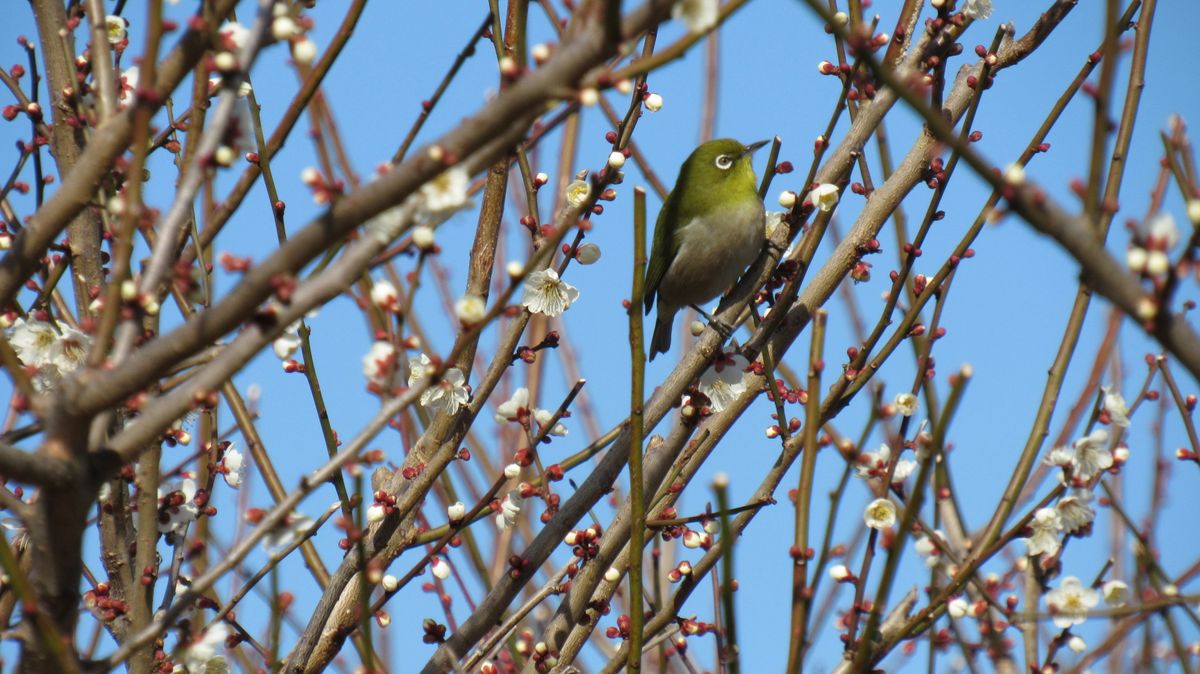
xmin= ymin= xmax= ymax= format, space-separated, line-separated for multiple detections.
xmin=689 ymin=304 xmax=733 ymax=341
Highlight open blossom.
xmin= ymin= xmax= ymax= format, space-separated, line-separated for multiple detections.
xmin=521 ymin=268 xmax=580 ymax=317
xmin=893 ymin=392 xmax=918 ymax=417
xmin=855 ymin=443 xmax=917 ymax=484
xmin=565 ymin=180 xmax=591 ymax=208
xmin=962 ymin=0 xmax=993 ymax=20
xmin=1102 ymin=386 xmax=1130 ymax=428
xmin=699 ymin=350 xmax=750 ymax=412
xmin=105 ymin=15 xmax=127 ymax=44
xmin=362 ymin=341 xmax=397 ymax=387
xmin=416 ymin=365 xmax=469 ymax=415
xmin=221 ymin=446 xmax=245 ymax=489
xmin=672 ymin=0 xmax=719 ymax=33
xmin=157 ymin=478 xmax=199 ymax=535
xmin=1071 ymin=429 xmax=1113 ymax=480
xmin=1056 ymin=489 xmax=1095 ymax=534
xmin=455 ymin=294 xmax=487 ymax=324
xmin=913 ymin=529 xmax=947 ymax=568
xmin=811 ymin=183 xmax=840 ymax=212
xmin=495 ymin=491 xmax=522 ymax=530
xmin=8 ymin=318 xmax=90 ymax=390
xmin=1102 ymin=579 xmax=1128 ymax=606
xmin=1024 ymin=507 xmax=1062 ymax=557
xmin=175 ymin=622 xmax=230 ymax=674
xmin=420 ymin=167 xmax=469 ymax=213
xmin=1045 ymin=576 xmax=1099 ymax=628
xmin=863 ymin=498 xmax=897 ymax=530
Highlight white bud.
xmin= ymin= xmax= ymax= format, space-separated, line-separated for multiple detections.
xmin=833 ymin=11 xmax=849 ymax=24
xmin=381 ymin=575 xmax=399 ymax=592
xmin=643 ymin=93 xmax=664 ymax=112
xmin=412 ymin=225 xmax=435 ymax=251
xmin=431 ymin=557 xmax=451 ymax=580
xmin=1188 ymin=199 xmax=1200 ymax=225
xmin=1003 ymin=163 xmax=1025 ymax=185
xmin=271 ymin=16 xmax=297 ymax=41
xmin=120 ymin=279 xmax=138 ymax=301
xmin=829 ymin=564 xmax=851 ymax=581
xmin=607 ymin=151 xmax=626 ymax=168
xmin=682 ymin=529 xmax=702 ymax=548
xmin=579 ymin=88 xmax=599 ymax=106
xmin=447 ymin=501 xmax=466 ymax=522
xmin=370 ymin=280 xmax=399 ymax=310
xmin=1126 ymin=246 xmax=1148 ymax=272
xmin=506 ymin=260 xmax=525 ymax=278
xmin=503 ymin=463 xmax=521 ymax=479
xmin=604 ymin=567 xmax=620 ymax=582
xmin=690 ymin=320 xmax=706 ymax=336
xmin=576 ymin=243 xmax=601 ymax=264
xmin=1146 ymin=250 xmax=1170 ymax=276
xmin=292 ymin=38 xmax=317 ymax=66
xmin=214 ymin=51 xmax=238 ymax=73
xmin=615 ymin=78 xmax=633 ymax=94
xmin=778 ymin=190 xmax=797 ymax=208
xmin=530 ymin=43 xmax=550 ymax=64
xmin=366 ymin=504 xmax=386 ymax=524
xmin=1067 ymin=636 xmax=1087 ymax=653
xmin=535 ymin=171 xmax=549 ymax=185
xmin=214 ymin=146 xmax=236 ymax=167
xmin=712 ymin=472 xmax=729 ymax=489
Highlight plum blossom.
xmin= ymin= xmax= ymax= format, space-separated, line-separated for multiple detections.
xmin=7 ymin=318 xmax=91 ymax=391
xmin=1024 ymin=507 xmax=1062 ymax=557
xmin=419 ymin=168 xmax=469 ymax=214
xmin=1056 ymin=489 xmax=1095 ymax=534
xmin=261 ymin=512 xmax=314 ymax=553
xmin=1045 ymin=576 xmax=1099 ymax=628
xmin=174 ymin=622 xmax=230 ymax=674
xmin=362 ymin=341 xmax=397 ymax=387
xmin=855 ymin=443 xmax=917 ymax=484
xmin=1102 ymin=579 xmax=1128 ymax=607
xmin=863 ymin=498 xmax=897 ymax=530
xmin=1071 ymin=429 xmax=1113 ymax=481
xmin=370 ymin=279 xmax=399 ymax=312
xmin=811 ymin=183 xmax=840 ymax=212
xmin=157 ymin=478 xmax=199 ymax=535
xmin=495 ymin=388 xmax=530 ymax=424
xmin=105 ymin=15 xmax=127 ymax=44
xmin=699 ymin=350 xmax=750 ymax=412
xmin=408 ymin=355 xmax=468 ymax=414
xmin=495 ymin=491 xmax=522 ymax=530
xmin=913 ymin=529 xmax=948 ymax=568
xmin=1102 ymin=386 xmax=1130 ymax=428
xmin=521 ymin=268 xmax=580 ymax=317
xmin=534 ymin=409 xmax=568 ymax=437
xmin=962 ymin=0 xmax=993 ymax=20
xmin=455 ymin=294 xmax=486 ymax=324
xmin=672 ymin=0 xmax=719 ymax=33
xmin=220 ymin=446 xmax=245 ymax=489
xmin=273 ymin=321 xmax=302 ymax=360
xmin=893 ymin=392 xmax=918 ymax=417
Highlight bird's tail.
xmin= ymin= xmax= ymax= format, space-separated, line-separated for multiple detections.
xmin=649 ymin=312 xmax=674 ymax=361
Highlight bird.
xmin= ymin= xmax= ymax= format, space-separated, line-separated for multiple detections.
xmin=644 ymin=138 xmax=768 ymax=361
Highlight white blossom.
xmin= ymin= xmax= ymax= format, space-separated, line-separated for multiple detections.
xmin=495 ymin=491 xmax=522 ymax=529
xmin=893 ymin=392 xmax=918 ymax=417
xmin=1045 ymin=576 xmax=1099 ymax=628
xmin=1143 ymin=212 xmax=1179 ymax=249
xmin=643 ymin=92 xmax=664 ymax=112
xmin=1056 ymin=489 xmax=1095 ymax=534
xmin=157 ymin=478 xmax=199 ymax=535
xmin=962 ymin=0 xmax=993 ymax=20
xmin=366 ymin=504 xmax=387 ymax=524
xmin=565 ymin=180 xmax=591 ymax=208
xmin=105 ymin=15 xmax=127 ymax=44
xmin=503 ymin=463 xmax=522 ymax=479
xmin=175 ymin=622 xmax=230 ymax=674
xmin=948 ymin=597 xmax=969 ymax=619
xmin=698 ymin=351 xmax=750 ymax=412
xmin=362 ymin=341 xmax=397 ymax=387
xmin=672 ymin=0 xmax=719 ymax=33
xmin=261 ymin=512 xmax=314 ymax=553
xmin=1045 ymin=446 xmax=1074 ymax=468
xmin=219 ymin=22 xmax=250 ymax=51
xmin=370 ymin=279 xmax=399 ymax=311
xmin=765 ymin=211 xmax=788 ymax=239
xmin=447 ymin=501 xmax=466 ymax=522
xmin=914 ymin=529 xmax=947 ymax=568
xmin=1102 ymin=386 xmax=1130 ymax=428
xmin=811 ymin=183 xmax=840 ymax=212
xmin=829 ymin=564 xmax=852 ymax=581
xmin=1067 ymin=636 xmax=1087 ymax=653
xmin=534 ymin=408 xmax=568 ymax=437
xmin=292 ymin=37 xmax=317 ymax=66
xmin=419 ymin=367 xmax=469 ymax=415
xmin=1071 ymin=429 xmax=1113 ymax=481
xmin=272 ymin=321 xmax=302 ymax=360
xmin=1102 ymin=579 xmax=1128 ymax=607
xmin=521 ymin=268 xmax=580 ymax=317
xmin=455 ymin=294 xmax=487 ymax=324
xmin=855 ymin=443 xmax=917 ymax=484
xmin=863 ymin=498 xmax=897 ymax=530
xmin=495 ymin=388 xmax=529 ymax=424
xmin=7 ymin=318 xmax=90 ymax=390
xmin=1024 ymin=507 xmax=1062 ymax=557
xmin=420 ymin=168 xmax=470 ymax=214
xmin=221 ymin=446 xmax=244 ymax=489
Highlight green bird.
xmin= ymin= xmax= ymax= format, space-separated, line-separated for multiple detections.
xmin=644 ymin=138 xmax=768 ymax=361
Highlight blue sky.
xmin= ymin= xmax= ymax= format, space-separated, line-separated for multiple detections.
xmin=1 ymin=0 xmax=1198 ymax=671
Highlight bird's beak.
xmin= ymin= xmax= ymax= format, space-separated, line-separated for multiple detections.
xmin=740 ymin=139 xmax=770 ymax=157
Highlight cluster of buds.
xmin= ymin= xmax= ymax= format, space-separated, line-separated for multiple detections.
xmin=666 ymin=560 xmax=694 ymax=583
xmin=335 ymin=513 xmax=363 ymax=551
xmin=564 ymin=524 xmax=602 ymax=561
xmin=513 ymin=331 xmax=560 ymax=364
xmin=84 ymin=583 xmax=129 ymax=622
xmin=528 ymin=640 xmax=560 ymax=672
xmin=765 ymin=413 xmax=802 ymax=439
xmin=300 ymin=167 xmax=344 ymax=204
xmin=421 ymin=618 xmax=447 ymax=644
xmin=365 ymin=489 xmax=397 ymax=524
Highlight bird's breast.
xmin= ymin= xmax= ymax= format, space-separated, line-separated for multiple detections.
xmin=658 ymin=200 xmax=765 ymax=311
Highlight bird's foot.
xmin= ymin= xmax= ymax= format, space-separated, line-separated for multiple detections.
xmin=690 ymin=304 xmax=733 ymax=341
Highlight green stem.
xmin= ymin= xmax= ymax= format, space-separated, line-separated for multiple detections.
xmin=627 ymin=187 xmax=648 ymax=673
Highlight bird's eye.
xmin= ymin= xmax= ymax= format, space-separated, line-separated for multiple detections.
xmin=714 ymin=154 xmax=733 ymax=170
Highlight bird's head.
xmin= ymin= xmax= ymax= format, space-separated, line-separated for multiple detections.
xmin=679 ymin=138 xmax=769 ymax=196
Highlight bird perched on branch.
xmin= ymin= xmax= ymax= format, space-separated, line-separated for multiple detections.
xmin=644 ymin=138 xmax=768 ymax=361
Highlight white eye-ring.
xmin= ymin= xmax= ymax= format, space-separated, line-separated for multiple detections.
xmin=714 ymin=154 xmax=733 ymax=170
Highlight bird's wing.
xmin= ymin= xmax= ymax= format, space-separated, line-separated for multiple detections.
xmin=643 ymin=190 xmax=678 ymax=315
